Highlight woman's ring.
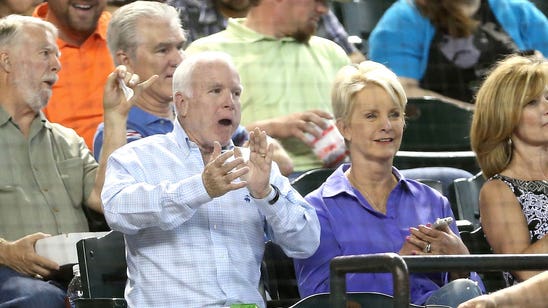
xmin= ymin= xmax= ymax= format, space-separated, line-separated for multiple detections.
xmin=260 ymin=154 xmax=266 ymax=158
xmin=424 ymin=242 xmax=432 ymax=253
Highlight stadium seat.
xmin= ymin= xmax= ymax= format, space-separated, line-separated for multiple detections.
xmin=453 ymin=172 xmax=485 ymax=229
xmin=394 ymin=97 xmax=479 ymax=173
xmin=75 ymin=231 xmax=127 ymax=307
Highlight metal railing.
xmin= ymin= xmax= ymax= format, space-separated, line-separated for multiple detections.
xmin=330 ymin=253 xmax=548 ymax=308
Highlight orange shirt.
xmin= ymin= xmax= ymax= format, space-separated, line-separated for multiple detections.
xmin=34 ymin=3 xmax=114 ymax=150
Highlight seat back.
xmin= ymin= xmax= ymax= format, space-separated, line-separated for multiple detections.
xmin=460 ymin=227 xmax=491 ymax=254
xmin=393 ymin=97 xmax=479 ymax=173
xmin=268 ymin=168 xmax=332 ymax=305
xmin=453 ymin=172 xmax=485 ymax=229
xmin=400 ymin=166 xmax=473 ymax=197
xmin=290 ymin=168 xmax=335 ymax=197
xmin=460 ymin=227 xmax=506 ymax=293
xmin=76 ymin=231 xmax=127 ymax=299
xmin=394 ymin=151 xmax=479 ymax=174
xmin=263 ymin=241 xmax=301 ymax=307
xmin=81 ymin=206 xmax=111 ymax=232
xmin=400 ymin=167 xmax=474 ymax=220
xmin=415 ymin=179 xmax=443 ymax=195
xmin=401 ymin=97 xmax=473 ymax=152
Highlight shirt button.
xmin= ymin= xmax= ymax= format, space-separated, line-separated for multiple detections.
xmin=43 ymin=188 xmax=48 ymax=192
xmin=214 ymin=224 xmax=217 ymax=230
xmin=52 ymin=207 xmax=59 ymax=212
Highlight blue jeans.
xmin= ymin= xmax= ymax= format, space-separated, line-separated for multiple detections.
xmin=0 ymin=266 xmax=66 ymax=308
xmin=425 ymin=278 xmax=482 ymax=307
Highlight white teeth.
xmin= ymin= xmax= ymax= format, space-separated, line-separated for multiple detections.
xmin=73 ymin=4 xmax=92 ymax=9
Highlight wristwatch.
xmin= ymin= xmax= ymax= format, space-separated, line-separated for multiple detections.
xmin=268 ymin=184 xmax=280 ymax=205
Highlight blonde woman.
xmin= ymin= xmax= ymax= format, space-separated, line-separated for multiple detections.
xmin=294 ymin=61 xmax=483 ymax=307
xmin=471 ymin=54 xmax=548 ymax=285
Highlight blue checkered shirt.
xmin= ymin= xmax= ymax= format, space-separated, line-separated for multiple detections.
xmin=102 ymin=120 xmax=320 ymax=308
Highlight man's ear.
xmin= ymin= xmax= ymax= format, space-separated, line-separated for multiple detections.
xmin=0 ymin=52 xmax=11 ymax=72
xmin=116 ymin=50 xmax=131 ymax=67
xmin=174 ymin=91 xmax=189 ymax=117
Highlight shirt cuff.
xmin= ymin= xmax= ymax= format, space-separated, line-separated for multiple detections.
xmin=252 ymin=184 xmax=278 ymax=203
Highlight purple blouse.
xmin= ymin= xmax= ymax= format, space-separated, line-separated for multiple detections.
xmin=294 ymin=163 xmax=467 ymax=305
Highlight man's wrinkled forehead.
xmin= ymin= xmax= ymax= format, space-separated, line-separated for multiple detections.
xmin=18 ymin=24 xmax=58 ymax=49
xmin=192 ymin=59 xmax=240 ymax=80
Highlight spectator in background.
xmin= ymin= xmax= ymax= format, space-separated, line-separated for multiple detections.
xmin=102 ymin=51 xmax=320 ymax=308
xmin=187 ymin=0 xmax=350 ymax=174
xmin=0 ymin=15 xmax=152 ymax=307
xmin=33 ymin=0 xmax=115 ymax=149
xmin=94 ymin=0 xmax=293 ymax=175
xmin=294 ymin=60 xmax=483 ymax=307
xmin=0 ymin=0 xmax=42 ymax=17
xmin=470 ymin=54 xmax=548 ymax=286
xmin=167 ymin=0 xmax=365 ymax=63
xmin=93 ymin=1 xmax=185 ymax=157
xmin=368 ymin=0 xmax=548 ymax=108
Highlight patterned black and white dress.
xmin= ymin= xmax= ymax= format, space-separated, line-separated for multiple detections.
xmin=489 ymin=174 xmax=548 ymax=285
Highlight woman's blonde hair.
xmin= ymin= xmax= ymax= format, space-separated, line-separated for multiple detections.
xmin=331 ymin=61 xmax=407 ymax=127
xmin=471 ymin=54 xmax=547 ymax=178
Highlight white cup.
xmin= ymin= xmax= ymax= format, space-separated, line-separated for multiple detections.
xmin=306 ymin=121 xmax=348 ymax=168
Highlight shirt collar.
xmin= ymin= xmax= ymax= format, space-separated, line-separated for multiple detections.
xmin=0 ymin=106 xmax=10 ymax=126
xmin=95 ymin=10 xmax=110 ymax=41
xmin=322 ymin=163 xmax=353 ymax=197
xmin=321 ymin=164 xmax=417 ymax=198
xmin=0 ymin=105 xmax=50 ymax=131
xmin=227 ymin=18 xmax=297 ymax=43
xmin=39 ymin=111 xmax=52 ymax=128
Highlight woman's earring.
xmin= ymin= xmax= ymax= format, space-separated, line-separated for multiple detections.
xmin=506 ymin=137 xmax=513 ymax=155
xmin=503 ymin=137 xmax=513 ymax=166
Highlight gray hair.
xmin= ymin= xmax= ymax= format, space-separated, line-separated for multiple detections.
xmin=0 ymin=15 xmax=58 ymax=49
xmin=107 ymin=1 xmax=185 ymax=65
xmin=173 ymin=51 xmax=238 ymax=98
xmin=331 ymin=60 xmax=407 ymax=124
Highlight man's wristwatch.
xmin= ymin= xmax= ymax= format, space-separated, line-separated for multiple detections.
xmin=268 ymin=184 xmax=280 ymax=205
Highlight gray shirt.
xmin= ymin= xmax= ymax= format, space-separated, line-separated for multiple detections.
xmin=0 ymin=107 xmax=97 ymax=240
